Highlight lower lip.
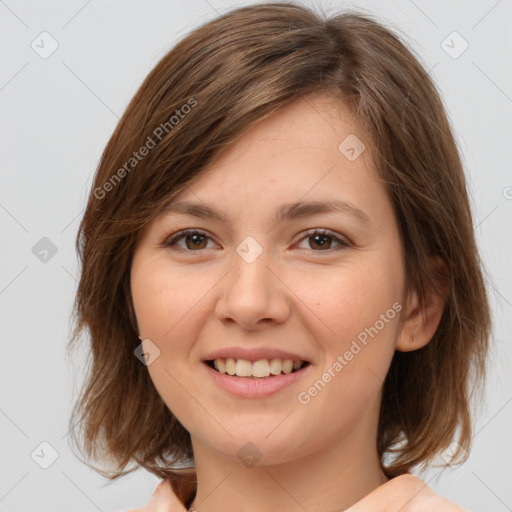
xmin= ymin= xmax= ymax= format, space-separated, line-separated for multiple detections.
xmin=202 ymin=362 xmax=311 ymax=398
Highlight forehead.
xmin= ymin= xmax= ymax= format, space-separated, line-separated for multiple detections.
xmin=159 ymin=95 xmax=390 ymax=226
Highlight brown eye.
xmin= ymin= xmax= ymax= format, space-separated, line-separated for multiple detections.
xmin=165 ymin=229 xmax=213 ymax=251
xmin=184 ymin=233 xmax=208 ymax=250
xmin=308 ymin=233 xmax=333 ymax=250
xmin=297 ymin=229 xmax=349 ymax=252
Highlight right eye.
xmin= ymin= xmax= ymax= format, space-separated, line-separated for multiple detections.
xmin=164 ymin=229 xmax=216 ymax=252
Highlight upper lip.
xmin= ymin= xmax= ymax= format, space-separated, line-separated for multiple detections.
xmin=204 ymin=347 xmax=310 ymax=363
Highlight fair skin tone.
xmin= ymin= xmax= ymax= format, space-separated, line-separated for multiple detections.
xmin=129 ymin=95 xmax=461 ymax=511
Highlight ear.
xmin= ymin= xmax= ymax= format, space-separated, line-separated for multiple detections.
xmin=396 ymin=256 xmax=449 ymax=352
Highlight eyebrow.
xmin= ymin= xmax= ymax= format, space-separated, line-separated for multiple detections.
xmin=162 ymin=199 xmax=372 ymax=227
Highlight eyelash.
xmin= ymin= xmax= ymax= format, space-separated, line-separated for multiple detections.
xmin=163 ymin=228 xmax=350 ymax=254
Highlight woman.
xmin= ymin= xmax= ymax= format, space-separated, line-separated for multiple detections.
xmin=68 ymin=3 xmax=491 ymax=511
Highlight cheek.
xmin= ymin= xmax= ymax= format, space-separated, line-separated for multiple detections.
xmin=291 ymin=262 xmax=402 ymax=436
xmin=297 ymin=259 xmax=401 ymax=339
xmin=130 ymin=259 xmax=198 ymax=429
xmin=131 ymin=254 xmax=209 ymax=340
xmin=130 ymin=253 xmax=211 ymax=409
xmin=290 ymin=250 xmax=403 ymax=388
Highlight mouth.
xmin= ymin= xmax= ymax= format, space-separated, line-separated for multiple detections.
xmin=203 ymin=358 xmax=311 ymax=379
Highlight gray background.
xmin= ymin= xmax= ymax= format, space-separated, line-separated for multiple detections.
xmin=1 ymin=0 xmax=511 ymax=511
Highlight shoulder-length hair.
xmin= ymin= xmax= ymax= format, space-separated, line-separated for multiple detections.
xmin=67 ymin=1 xmax=491 ymax=500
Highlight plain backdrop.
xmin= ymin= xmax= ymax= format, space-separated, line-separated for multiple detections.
xmin=1 ymin=0 xmax=511 ymax=511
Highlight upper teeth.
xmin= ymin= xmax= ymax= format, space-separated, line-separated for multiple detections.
xmin=213 ymin=358 xmax=304 ymax=377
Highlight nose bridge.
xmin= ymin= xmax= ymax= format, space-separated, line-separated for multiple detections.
xmin=216 ymin=234 xmax=289 ymax=328
xmin=234 ymin=234 xmax=271 ymax=289
xmin=230 ymin=234 xmax=274 ymax=301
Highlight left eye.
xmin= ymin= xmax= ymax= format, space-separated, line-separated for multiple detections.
xmin=296 ymin=228 xmax=349 ymax=251
xmin=164 ymin=228 xmax=349 ymax=252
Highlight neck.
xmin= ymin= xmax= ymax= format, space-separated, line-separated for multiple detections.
xmin=187 ymin=399 xmax=389 ymax=511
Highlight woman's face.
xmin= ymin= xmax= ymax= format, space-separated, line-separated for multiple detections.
xmin=130 ymin=95 xmax=407 ymax=465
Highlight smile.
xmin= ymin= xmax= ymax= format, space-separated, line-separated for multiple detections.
xmin=202 ymin=359 xmax=312 ymax=398
xmin=206 ymin=357 xmax=309 ymax=378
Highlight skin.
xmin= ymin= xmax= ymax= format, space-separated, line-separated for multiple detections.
xmin=130 ymin=94 xmax=454 ymax=512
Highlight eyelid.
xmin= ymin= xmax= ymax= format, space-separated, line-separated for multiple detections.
xmin=162 ymin=227 xmax=351 ymax=253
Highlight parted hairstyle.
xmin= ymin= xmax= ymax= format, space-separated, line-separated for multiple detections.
xmin=67 ymin=0 xmax=491 ymax=502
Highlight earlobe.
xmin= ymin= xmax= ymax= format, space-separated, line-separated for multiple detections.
xmin=396 ymin=258 xmax=449 ymax=353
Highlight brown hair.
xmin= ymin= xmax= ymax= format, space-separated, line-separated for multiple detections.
xmin=67 ymin=1 xmax=491 ymax=503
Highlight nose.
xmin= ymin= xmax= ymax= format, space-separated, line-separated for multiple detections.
xmin=214 ymin=241 xmax=291 ymax=330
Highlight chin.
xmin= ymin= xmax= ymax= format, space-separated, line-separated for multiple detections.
xmin=191 ymin=427 xmax=305 ymax=464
